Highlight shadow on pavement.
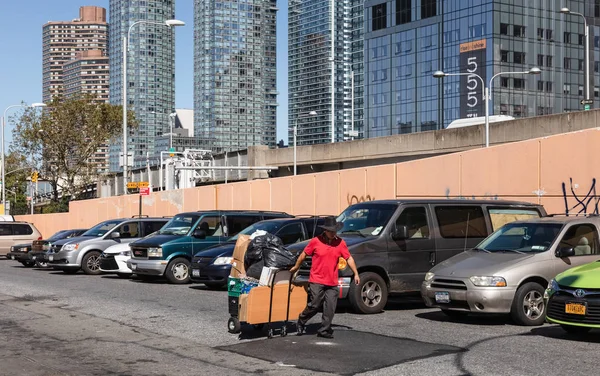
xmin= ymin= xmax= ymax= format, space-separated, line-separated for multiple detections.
xmin=415 ymin=310 xmax=512 ymax=326
xmin=530 ymin=325 xmax=600 ymax=343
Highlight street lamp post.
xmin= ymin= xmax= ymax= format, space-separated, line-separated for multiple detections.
xmin=1 ymin=103 xmax=46 ymax=214
xmin=122 ymin=19 xmax=184 ymax=195
xmin=560 ymin=7 xmax=590 ymax=102
xmin=293 ymin=111 xmax=318 ymax=176
xmin=434 ymin=67 xmax=541 ymax=147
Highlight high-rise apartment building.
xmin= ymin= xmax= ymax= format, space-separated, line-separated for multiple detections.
xmin=288 ymin=0 xmax=352 ymax=146
xmin=194 ymin=0 xmax=278 ymax=152
xmin=361 ymin=0 xmax=599 ymax=138
xmin=42 ymin=6 xmax=108 ymax=103
xmin=108 ymin=0 xmax=177 ymax=171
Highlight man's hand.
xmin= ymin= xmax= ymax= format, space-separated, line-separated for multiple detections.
xmin=354 ymin=275 xmax=360 ymax=285
xmin=290 ymin=265 xmax=299 ymax=274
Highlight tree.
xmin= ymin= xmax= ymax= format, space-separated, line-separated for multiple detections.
xmin=3 ymin=152 xmax=30 ymax=215
xmin=10 ymin=95 xmax=137 ymax=208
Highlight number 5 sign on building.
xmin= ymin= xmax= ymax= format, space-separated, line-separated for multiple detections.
xmin=459 ymin=39 xmax=487 ymax=119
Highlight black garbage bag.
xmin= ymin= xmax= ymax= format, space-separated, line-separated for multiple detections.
xmin=246 ymin=259 xmax=264 ymax=279
xmin=244 ymin=233 xmax=297 ymax=271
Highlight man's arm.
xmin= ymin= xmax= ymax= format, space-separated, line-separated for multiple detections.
xmin=347 ymin=256 xmax=360 ymax=285
xmin=290 ymin=251 xmax=307 ymax=274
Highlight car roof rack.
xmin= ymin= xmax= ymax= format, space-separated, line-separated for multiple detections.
xmin=131 ymin=215 xmax=149 ymax=218
xmin=547 ymin=213 xmax=599 ymax=217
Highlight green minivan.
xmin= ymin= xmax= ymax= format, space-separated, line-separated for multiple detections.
xmin=127 ymin=210 xmax=292 ymax=284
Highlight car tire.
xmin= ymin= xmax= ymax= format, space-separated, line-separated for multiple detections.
xmin=165 ymin=257 xmax=191 ymax=284
xmin=20 ymin=261 xmax=35 ymax=268
xmin=560 ymin=324 xmax=591 ymax=335
xmin=204 ymin=282 xmax=227 ymax=290
xmin=441 ymin=309 xmax=468 ymax=320
xmin=117 ymin=273 xmax=131 ymax=279
xmin=510 ymin=282 xmax=546 ymax=326
xmin=81 ymin=251 xmax=102 ymax=275
xmin=348 ymin=271 xmax=388 ymax=314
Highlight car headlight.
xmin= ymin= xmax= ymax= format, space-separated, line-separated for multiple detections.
xmin=147 ymin=247 xmax=162 ymax=257
xmin=424 ymin=272 xmax=435 ymax=282
xmin=213 ymin=257 xmax=233 ymax=265
xmin=469 ymin=276 xmax=507 ymax=287
xmin=63 ymin=243 xmax=78 ymax=251
xmin=120 ymin=250 xmax=132 ymax=257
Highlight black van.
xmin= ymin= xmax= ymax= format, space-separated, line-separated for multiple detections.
xmin=290 ymin=199 xmax=546 ymax=314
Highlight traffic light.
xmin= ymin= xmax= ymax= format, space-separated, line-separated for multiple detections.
xmin=31 ymin=171 xmax=38 ymax=183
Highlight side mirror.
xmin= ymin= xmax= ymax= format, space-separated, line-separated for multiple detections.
xmin=109 ymin=232 xmax=121 ymax=239
xmin=391 ymin=225 xmax=408 ymax=241
xmin=193 ymin=229 xmax=207 ymax=239
xmin=556 ymin=247 xmax=575 ymax=258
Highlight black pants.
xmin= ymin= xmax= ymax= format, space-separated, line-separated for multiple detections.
xmin=298 ymin=283 xmax=339 ymax=334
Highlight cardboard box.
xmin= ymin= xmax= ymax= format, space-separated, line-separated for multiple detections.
xmin=243 ymin=284 xmax=308 ymax=324
xmin=259 ymin=267 xmax=292 ymax=286
xmin=230 ymin=234 xmax=251 ymax=278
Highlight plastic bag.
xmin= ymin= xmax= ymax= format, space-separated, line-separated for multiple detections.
xmin=245 ymin=233 xmax=297 ymax=271
xmin=246 ymin=259 xmax=264 ymax=279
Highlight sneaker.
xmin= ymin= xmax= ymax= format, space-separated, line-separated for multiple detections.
xmin=317 ymin=331 xmax=334 ymax=339
xmin=296 ymin=323 xmax=305 ymax=336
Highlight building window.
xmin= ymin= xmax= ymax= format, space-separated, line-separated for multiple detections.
xmin=513 ymin=25 xmax=526 ymax=38
xmin=514 ymin=52 xmax=525 ymax=64
xmin=564 ymin=57 xmax=571 ymax=69
xmin=537 ymin=54 xmax=544 ymax=66
xmin=595 ymin=87 xmax=599 ymax=98
xmin=579 ymin=86 xmax=584 ymax=96
xmin=372 ymin=3 xmax=387 ymax=31
xmin=500 ymin=77 xmax=509 ymax=87
xmin=513 ymin=105 xmax=527 ymax=117
xmin=537 ymin=80 xmax=544 ymax=91
xmin=564 ymin=84 xmax=571 ymax=94
xmin=564 ymin=32 xmax=571 ymax=44
xmin=396 ymin=0 xmax=411 ymax=25
xmin=501 ymin=50 xmax=509 ymax=63
xmin=421 ymin=0 xmax=437 ymax=19
xmin=579 ymin=59 xmax=585 ymax=71
xmin=513 ymin=78 xmax=525 ymax=89
xmin=596 ymin=36 xmax=600 ymax=48
xmin=579 ymin=34 xmax=585 ymax=45
xmin=537 ymin=28 xmax=544 ymax=39
xmin=546 ymin=29 xmax=553 ymax=40
xmin=595 ymin=61 xmax=600 ymax=73
xmin=546 ymin=82 xmax=553 ymax=92
xmin=547 ymin=56 xmax=553 ymax=67
xmin=596 ymin=0 xmax=600 ymax=17
xmin=500 ymin=23 xmax=508 ymax=35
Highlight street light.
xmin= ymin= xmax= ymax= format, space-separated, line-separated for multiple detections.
xmin=1 ymin=102 xmax=46 ymax=214
xmin=293 ymin=111 xmax=318 ymax=175
xmin=122 ymin=18 xmax=185 ymax=195
xmin=560 ymin=7 xmax=590 ymax=103
xmin=434 ymin=67 xmax=540 ymax=147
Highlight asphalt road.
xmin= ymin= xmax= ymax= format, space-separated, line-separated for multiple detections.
xmin=0 ymin=259 xmax=598 ymax=376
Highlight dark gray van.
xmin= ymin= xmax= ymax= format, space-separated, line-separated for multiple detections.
xmin=291 ymin=199 xmax=546 ymax=314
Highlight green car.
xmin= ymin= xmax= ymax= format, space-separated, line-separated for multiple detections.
xmin=545 ymin=260 xmax=600 ymax=334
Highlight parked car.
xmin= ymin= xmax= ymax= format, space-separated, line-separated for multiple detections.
xmin=6 ymin=243 xmax=33 ymax=266
xmin=49 ymin=217 xmax=168 ymax=275
xmin=23 ymin=229 xmax=88 ymax=268
xmin=128 ymin=210 xmax=293 ymax=284
xmin=422 ymin=215 xmax=600 ymax=326
xmin=0 ymin=221 xmax=43 ymax=258
xmin=290 ymin=199 xmax=546 ymax=314
xmin=191 ymin=216 xmax=327 ymax=289
xmin=546 ymin=255 xmax=600 ymax=334
xmin=99 ymin=242 xmax=134 ymax=278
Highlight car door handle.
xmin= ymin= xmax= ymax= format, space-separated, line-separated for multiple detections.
xmin=429 ymin=252 xmax=435 ymax=265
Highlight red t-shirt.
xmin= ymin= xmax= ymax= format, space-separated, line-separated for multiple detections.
xmin=303 ymin=235 xmax=351 ymax=287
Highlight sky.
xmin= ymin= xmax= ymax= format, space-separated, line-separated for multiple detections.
xmin=0 ymin=0 xmax=289 ymax=146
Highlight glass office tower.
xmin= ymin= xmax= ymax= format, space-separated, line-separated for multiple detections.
xmin=108 ymin=0 xmax=177 ymax=171
xmin=362 ymin=0 xmax=597 ymax=138
xmin=194 ymin=0 xmax=278 ymax=153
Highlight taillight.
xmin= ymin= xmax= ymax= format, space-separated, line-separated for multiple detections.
xmin=38 ymin=236 xmax=43 ymax=240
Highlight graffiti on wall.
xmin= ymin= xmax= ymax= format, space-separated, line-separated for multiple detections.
xmin=562 ymin=178 xmax=599 ymax=215
xmin=444 ymin=188 xmax=499 ymax=201
xmin=347 ymin=194 xmax=376 ymax=205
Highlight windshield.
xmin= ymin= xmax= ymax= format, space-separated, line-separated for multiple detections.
xmin=229 ymin=221 xmax=285 ymax=241
xmin=477 ymin=222 xmax=564 ymax=253
xmin=47 ymin=230 xmax=68 ymax=242
xmin=159 ymin=214 xmax=201 ymax=235
xmin=82 ymin=220 xmax=122 ymax=237
xmin=336 ymin=204 xmax=397 ymax=236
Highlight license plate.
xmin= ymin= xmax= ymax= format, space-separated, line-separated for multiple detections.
xmin=192 ymin=269 xmax=200 ymax=277
xmin=49 ymin=255 xmax=54 ymax=262
xmin=130 ymin=264 xmax=137 ymax=271
xmin=565 ymin=302 xmax=586 ymax=315
xmin=435 ymin=291 xmax=450 ymax=304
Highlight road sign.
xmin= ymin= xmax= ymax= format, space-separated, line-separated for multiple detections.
xmin=26 ymin=196 xmax=32 ymax=201
xmin=169 ymin=147 xmax=175 ymax=157
xmin=585 ymin=104 xmax=591 ymax=111
xmin=581 ymin=99 xmax=593 ymax=105
xmin=138 ymin=181 xmax=149 ymax=188
xmin=140 ymin=187 xmax=150 ymax=196
xmin=127 ymin=181 xmax=149 ymax=189
xmin=127 ymin=182 xmax=138 ymax=189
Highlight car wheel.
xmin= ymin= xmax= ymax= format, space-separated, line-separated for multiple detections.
xmin=165 ymin=257 xmax=191 ymax=284
xmin=81 ymin=251 xmax=102 ymax=275
xmin=204 ymin=282 xmax=227 ymax=290
xmin=510 ymin=282 xmax=546 ymax=326
xmin=560 ymin=324 xmax=591 ymax=335
xmin=228 ymin=317 xmax=241 ymax=334
xmin=441 ymin=309 xmax=468 ymax=320
xmin=117 ymin=273 xmax=131 ymax=279
xmin=20 ymin=261 xmax=35 ymax=268
xmin=348 ymin=271 xmax=388 ymax=314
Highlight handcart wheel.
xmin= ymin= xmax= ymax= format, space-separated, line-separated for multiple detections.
xmin=281 ymin=326 xmax=287 ymax=337
xmin=268 ymin=328 xmax=274 ymax=339
xmin=228 ymin=317 xmax=241 ymax=334
xmin=252 ymin=324 xmax=264 ymax=331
